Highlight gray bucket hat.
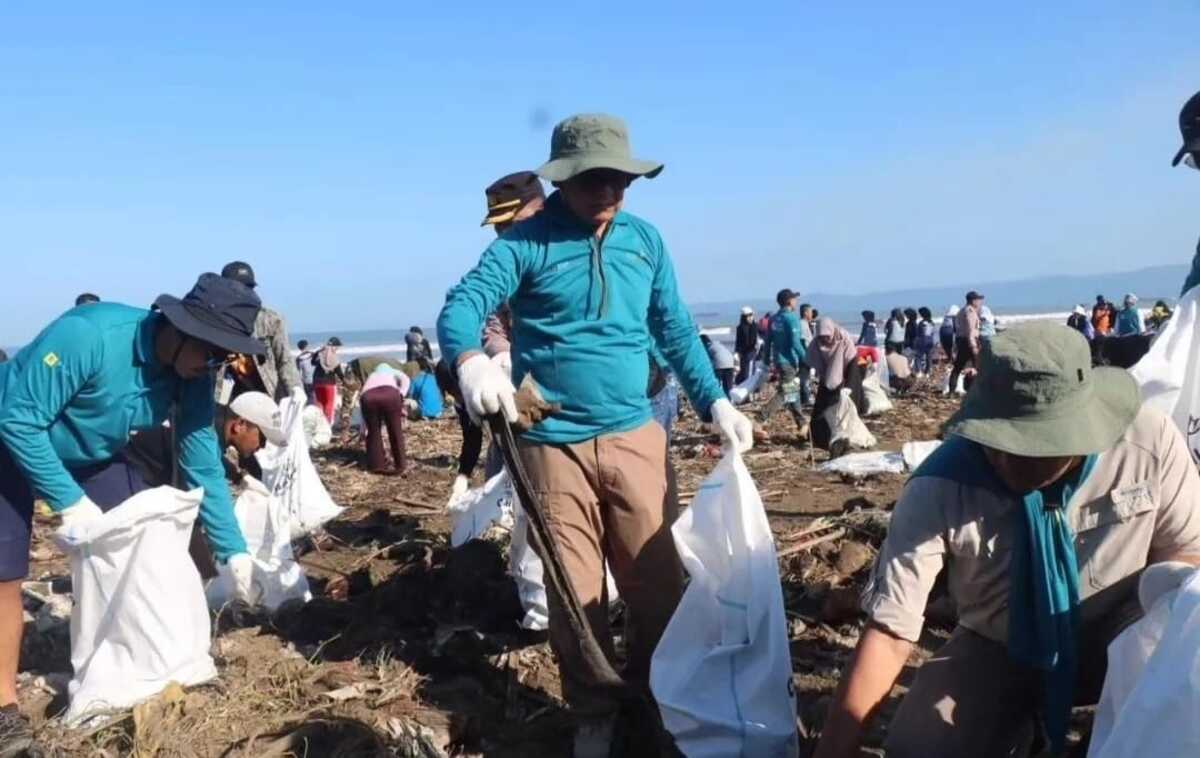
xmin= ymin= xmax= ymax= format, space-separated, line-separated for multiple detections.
xmin=944 ymin=321 xmax=1140 ymax=457
xmin=536 ymin=114 xmax=663 ymax=183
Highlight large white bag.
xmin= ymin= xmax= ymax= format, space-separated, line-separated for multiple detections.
xmin=824 ymin=388 xmax=877 ymax=450
xmin=1089 ymin=570 xmax=1200 ymax=757
xmin=53 ymin=486 xmax=218 ymax=726
xmin=650 ymin=454 xmax=798 ymax=758
xmin=1131 ymin=285 xmax=1200 ymax=445
xmin=861 ymin=369 xmax=893 ymax=416
xmin=205 ymin=476 xmax=312 ymax=611
xmin=729 ymin=362 xmax=770 ymax=405
xmin=447 ymin=470 xmax=516 ymax=548
xmin=259 ymin=397 xmax=344 ymax=540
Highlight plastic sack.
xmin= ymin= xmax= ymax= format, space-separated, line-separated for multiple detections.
xmin=206 ymin=476 xmax=312 ymax=611
xmin=259 ymin=397 xmax=344 ymax=540
xmin=447 ymin=471 xmax=516 ymax=548
xmin=1089 ymin=569 xmax=1200 ymax=757
xmin=1131 ymin=285 xmax=1200 ymax=448
xmin=901 ymin=440 xmax=941 ymax=471
xmin=53 ymin=486 xmax=218 ymax=726
xmin=729 ymin=362 xmax=770 ymax=405
xmin=509 ymin=507 xmax=549 ymax=630
xmin=819 ymin=451 xmax=904 ymax=477
xmin=861 ymin=369 xmax=893 ymax=416
xmin=650 ymin=454 xmax=798 ymax=758
xmin=301 ymin=404 xmax=333 ymax=449
xmin=824 ymin=389 xmax=876 ymax=450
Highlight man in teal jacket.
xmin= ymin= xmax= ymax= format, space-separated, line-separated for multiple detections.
xmin=437 ymin=113 xmax=753 ymax=756
xmin=0 ymin=274 xmax=262 ymax=752
xmin=759 ymin=288 xmax=810 ymax=437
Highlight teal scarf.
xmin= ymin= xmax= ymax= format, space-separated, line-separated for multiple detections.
xmin=913 ymin=439 xmax=1097 ymax=754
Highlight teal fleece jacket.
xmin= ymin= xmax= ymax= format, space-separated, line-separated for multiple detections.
xmin=770 ymin=309 xmax=808 ymax=369
xmin=437 ymin=192 xmax=724 ymax=444
xmin=0 ymin=303 xmax=247 ymax=561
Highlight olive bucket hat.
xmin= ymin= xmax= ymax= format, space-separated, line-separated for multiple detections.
xmin=944 ymin=321 xmax=1140 ymax=457
xmin=536 ymin=114 xmax=664 ymax=182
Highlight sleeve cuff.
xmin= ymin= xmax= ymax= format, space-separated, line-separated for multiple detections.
xmin=861 ymin=591 xmax=925 ymax=643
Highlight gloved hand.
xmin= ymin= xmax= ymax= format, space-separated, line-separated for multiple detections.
xmin=491 ymin=351 xmax=513 ymax=377
xmin=59 ymin=495 xmax=103 ymax=530
xmin=446 ymin=474 xmax=470 ymax=509
xmin=457 ymin=353 xmax=518 ymax=425
xmin=710 ymin=398 xmax=754 ymax=454
xmin=227 ymin=553 xmax=261 ymax=606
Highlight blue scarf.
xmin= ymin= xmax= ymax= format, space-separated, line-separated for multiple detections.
xmin=913 ymin=439 xmax=1097 ymax=753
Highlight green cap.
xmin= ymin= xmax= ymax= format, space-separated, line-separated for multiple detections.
xmin=536 ymin=113 xmax=664 ymax=182
xmin=944 ymin=321 xmax=1140 ymax=457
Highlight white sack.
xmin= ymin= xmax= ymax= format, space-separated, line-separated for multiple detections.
xmin=259 ymin=397 xmax=344 ymax=540
xmin=861 ymin=369 xmax=893 ymax=416
xmin=509 ymin=507 xmax=549 ymax=630
xmin=53 ymin=486 xmax=218 ymax=726
xmin=824 ymin=388 xmax=876 ymax=450
xmin=650 ymin=454 xmax=798 ymax=758
xmin=819 ymin=451 xmax=904 ymax=477
xmin=1089 ymin=569 xmax=1200 ymax=757
xmin=1131 ymin=285 xmax=1200 ymax=448
xmin=447 ymin=470 xmax=516 ymax=548
xmin=901 ymin=440 xmax=942 ymax=471
xmin=205 ymin=476 xmax=312 ymax=611
xmin=301 ymin=404 xmax=333 ymax=449
xmin=729 ymin=362 xmax=770 ymax=405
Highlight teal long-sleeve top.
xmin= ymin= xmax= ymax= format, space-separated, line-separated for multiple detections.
xmin=770 ymin=309 xmax=808 ymax=369
xmin=0 ymin=303 xmax=247 ymax=561
xmin=437 ymin=191 xmax=725 ymax=444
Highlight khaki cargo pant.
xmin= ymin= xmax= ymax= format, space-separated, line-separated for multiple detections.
xmin=517 ymin=421 xmax=683 ymax=716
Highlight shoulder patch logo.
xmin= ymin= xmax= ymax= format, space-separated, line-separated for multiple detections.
xmin=43 ymin=352 xmax=60 ymax=368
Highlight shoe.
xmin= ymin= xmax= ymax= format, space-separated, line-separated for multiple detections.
xmin=573 ymin=716 xmax=616 ymax=758
xmin=0 ymin=706 xmax=33 ymax=758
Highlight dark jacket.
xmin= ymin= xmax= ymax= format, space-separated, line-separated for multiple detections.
xmin=735 ymin=319 xmax=759 ymax=354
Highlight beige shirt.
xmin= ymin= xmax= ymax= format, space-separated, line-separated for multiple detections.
xmin=863 ymin=405 xmax=1200 ymax=643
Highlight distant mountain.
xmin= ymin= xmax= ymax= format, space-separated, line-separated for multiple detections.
xmin=691 ymin=264 xmax=1189 ymax=319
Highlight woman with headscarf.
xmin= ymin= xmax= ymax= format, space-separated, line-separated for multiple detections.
xmin=1116 ymin=294 xmax=1145 ymax=336
xmin=809 ymin=318 xmax=868 ymax=450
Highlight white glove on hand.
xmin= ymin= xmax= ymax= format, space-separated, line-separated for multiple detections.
xmin=227 ymin=553 xmax=261 ymax=606
xmin=711 ymin=398 xmax=754 ymax=454
xmin=491 ymin=351 xmax=513 ymax=377
xmin=59 ymin=496 xmax=103 ymax=530
xmin=457 ymin=353 xmax=518 ymax=425
xmin=446 ymin=474 xmax=471 ymax=509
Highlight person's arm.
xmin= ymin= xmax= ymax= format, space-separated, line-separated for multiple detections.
xmin=644 ymin=233 xmax=724 ymax=416
xmin=814 ymin=624 xmax=913 ymax=758
xmin=788 ymin=313 xmax=807 ymax=364
xmin=1149 ymin=411 xmax=1200 ymax=565
xmin=482 ymin=312 xmax=513 ymax=358
xmin=176 ymin=377 xmax=248 ymax=562
xmin=438 ymin=239 xmax=526 ymax=367
xmin=268 ymin=313 xmax=301 ymax=396
xmin=0 ymin=316 xmax=103 ymax=510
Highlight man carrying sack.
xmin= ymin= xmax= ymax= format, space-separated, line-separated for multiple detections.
xmin=438 ymin=113 xmax=753 ymax=756
xmin=0 ymin=274 xmax=263 ymax=755
xmin=815 ymin=322 xmax=1200 ymax=758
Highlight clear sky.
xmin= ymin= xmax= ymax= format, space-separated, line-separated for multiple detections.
xmin=2 ymin=2 xmax=1199 ymax=345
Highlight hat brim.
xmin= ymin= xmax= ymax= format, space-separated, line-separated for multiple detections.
xmin=154 ymin=295 xmax=266 ymax=356
xmin=535 ymin=154 xmax=663 ymax=183
xmin=481 ymin=209 xmax=519 ymax=226
xmin=944 ymin=367 xmax=1140 ymax=457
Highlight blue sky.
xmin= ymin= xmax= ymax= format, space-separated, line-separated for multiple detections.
xmin=2 ymin=2 xmax=1199 ymax=345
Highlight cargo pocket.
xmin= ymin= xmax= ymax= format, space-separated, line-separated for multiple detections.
xmin=1074 ymin=483 xmax=1156 ymax=591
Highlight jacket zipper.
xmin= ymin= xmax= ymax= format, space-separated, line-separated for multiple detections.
xmin=590 ymin=231 xmax=610 ymax=320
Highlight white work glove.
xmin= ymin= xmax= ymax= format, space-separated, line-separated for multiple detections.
xmin=491 ymin=351 xmax=513 ymax=377
xmin=1138 ymin=561 xmax=1196 ymax=613
xmin=456 ymin=353 xmax=518 ymax=425
xmin=446 ymin=474 xmax=470 ymax=509
xmin=59 ymin=495 xmax=103 ymax=530
xmin=227 ymin=553 xmax=261 ymax=606
xmin=710 ymin=398 xmax=754 ymax=454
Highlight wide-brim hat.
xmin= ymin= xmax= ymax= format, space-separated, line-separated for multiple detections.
xmin=536 ymin=113 xmax=663 ymax=183
xmin=944 ymin=321 xmax=1140 ymax=457
xmin=154 ymin=273 xmax=265 ymax=356
xmin=1172 ymin=90 xmax=1200 ymax=166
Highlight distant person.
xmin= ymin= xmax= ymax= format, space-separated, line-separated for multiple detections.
xmin=217 ymin=261 xmax=303 ymax=405
xmin=700 ymin=334 xmax=736 ymax=396
xmin=74 ymin=293 xmax=100 ymax=306
xmin=810 ymin=317 xmax=868 ymax=452
xmin=359 ymin=364 xmax=410 ymax=476
xmin=979 ymin=304 xmax=998 ymax=348
xmin=311 ymin=337 xmax=344 ymax=423
xmin=734 ymin=307 xmax=759 ymax=384
xmin=858 ymin=310 xmax=879 ymax=348
xmin=939 ymin=305 xmax=959 ymax=363
xmin=903 ymin=307 xmax=919 ymax=353
xmin=1149 ymin=300 xmax=1173 ymax=332
xmin=1116 ymin=293 xmax=1145 ymax=336
xmin=759 ymin=288 xmax=809 ymax=435
xmin=886 ymin=348 xmax=914 ymax=394
xmin=1067 ymin=306 xmax=1096 ymax=342
xmin=407 ymin=370 xmax=443 ymax=420
xmin=295 ymin=340 xmax=316 ymax=404
xmin=1092 ymin=295 xmax=1113 ymax=337
xmin=913 ymin=307 xmax=937 ymax=377
xmin=947 ymin=291 xmax=984 ymax=395
xmin=884 ymin=308 xmax=905 ymax=355
xmin=405 ymin=326 xmax=433 ymax=365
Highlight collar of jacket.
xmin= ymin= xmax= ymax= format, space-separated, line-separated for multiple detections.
xmin=133 ymin=312 xmax=163 ymax=366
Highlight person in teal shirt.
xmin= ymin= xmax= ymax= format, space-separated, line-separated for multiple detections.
xmin=758 ymin=288 xmax=810 ymax=436
xmin=0 ymin=274 xmax=264 ymax=747
xmin=1115 ymin=293 xmax=1145 ymax=336
xmin=407 ymin=371 xmax=443 ymax=419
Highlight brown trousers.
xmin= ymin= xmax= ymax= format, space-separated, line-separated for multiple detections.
xmin=360 ymin=387 xmax=407 ymax=473
xmin=517 ymin=421 xmax=684 ymax=716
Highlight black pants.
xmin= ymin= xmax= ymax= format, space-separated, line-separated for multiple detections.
xmin=940 ymin=333 xmax=955 ymax=362
xmin=735 ymin=351 xmax=757 ymax=384
xmin=810 ymin=360 xmax=866 ymax=450
xmin=717 ymin=368 xmax=735 ymax=397
xmin=948 ymin=337 xmax=977 ymax=393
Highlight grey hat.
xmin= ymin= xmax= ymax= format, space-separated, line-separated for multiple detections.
xmin=944 ymin=321 xmax=1140 ymax=457
xmin=536 ymin=114 xmax=664 ymax=183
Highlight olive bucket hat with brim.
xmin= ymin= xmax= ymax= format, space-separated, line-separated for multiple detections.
xmin=536 ymin=114 xmax=664 ymax=182
xmin=943 ymin=321 xmax=1140 ymax=457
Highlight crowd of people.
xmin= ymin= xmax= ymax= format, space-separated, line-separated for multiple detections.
xmin=2 ymin=92 xmax=1200 ymax=758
